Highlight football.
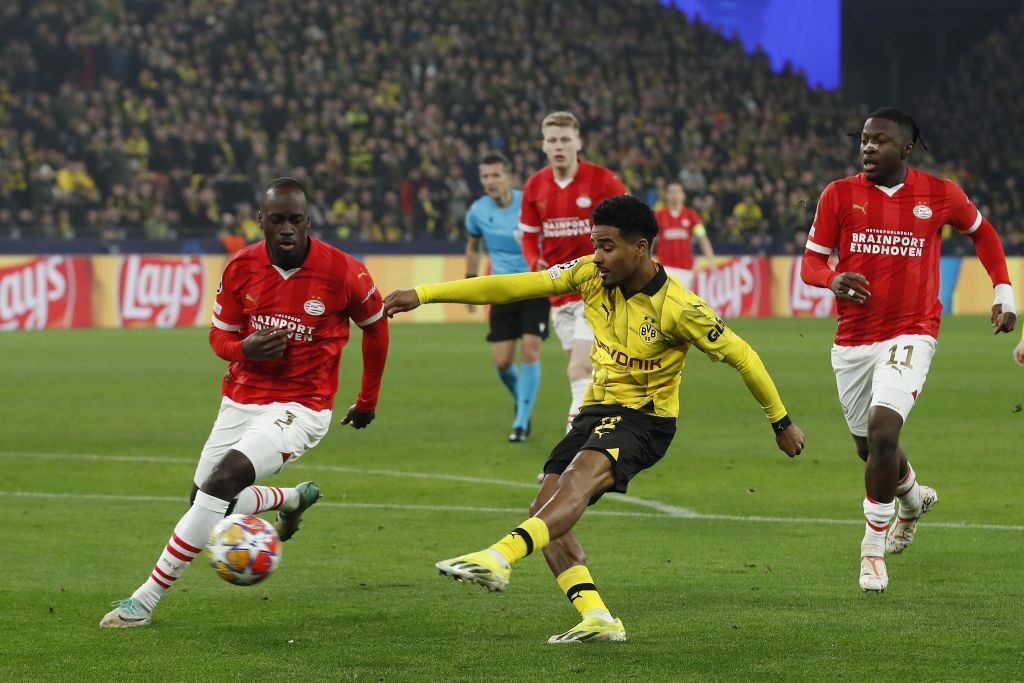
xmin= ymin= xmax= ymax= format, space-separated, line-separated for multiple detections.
xmin=206 ymin=514 xmax=282 ymax=586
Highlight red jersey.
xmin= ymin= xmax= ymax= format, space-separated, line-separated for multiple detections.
xmin=655 ymin=207 xmax=705 ymax=269
xmin=806 ymin=168 xmax=982 ymax=345
xmin=210 ymin=238 xmax=384 ymax=409
xmin=520 ymin=160 xmax=626 ymax=306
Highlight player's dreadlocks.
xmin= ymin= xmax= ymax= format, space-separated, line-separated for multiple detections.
xmin=850 ymin=107 xmax=929 ymax=150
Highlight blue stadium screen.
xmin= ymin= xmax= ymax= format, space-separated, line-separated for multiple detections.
xmin=665 ymin=0 xmax=841 ymax=89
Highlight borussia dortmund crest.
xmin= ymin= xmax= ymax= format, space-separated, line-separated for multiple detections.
xmin=639 ymin=316 xmax=658 ymax=343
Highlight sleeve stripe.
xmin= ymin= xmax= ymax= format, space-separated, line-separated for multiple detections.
xmin=355 ymin=307 xmax=384 ymax=327
xmin=959 ymin=209 xmax=983 ymax=234
xmin=519 ymin=222 xmax=540 ymax=234
xmin=211 ymin=316 xmax=242 ymax=332
xmin=805 ymin=239 xmax=832 ymax=255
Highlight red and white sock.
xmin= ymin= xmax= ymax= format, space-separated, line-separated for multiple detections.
xmin=895 ymin=462 xmax=922 ymax=520
xmin=861 ymin=495 xmax=895 ymax=557
xmin=131 ymin=490 xmax=230 ymax=612
xmin=233 ymin=486 xmax=299 ymax=514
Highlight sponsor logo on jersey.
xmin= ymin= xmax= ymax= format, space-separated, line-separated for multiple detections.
xmin=913 ymin=203 xmax=933 ymax=219
xmin=849 ymin=228 xmax=925 ymax=256
xmin=250 ymin=313 xmax=316 ymax=342
xmin=594 ymin=337 xmax=663 ymax=371
xmin=853 ymin=202 xmax=868 ymax=215
xmin=118 ymin=255 xmax=203 ymax=328
xmin=304 ymin=298 xmax=326 ymax=316
xmin=576 ymin=196 xmax=592 ymax=208
xmin=541 ymin=217 xmax=591 ymax=238
xmin=0 ymin=256 xmax=75 ymax=330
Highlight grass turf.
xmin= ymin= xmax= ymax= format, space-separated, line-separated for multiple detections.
xmin=2 ymin=317 xmax=1023 ymax=681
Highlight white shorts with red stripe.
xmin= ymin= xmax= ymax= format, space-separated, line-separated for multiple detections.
xmin=831 ymin=334 xmax=937 ymax=436
xmin=194 ymin=397 xmax=332 ymax=484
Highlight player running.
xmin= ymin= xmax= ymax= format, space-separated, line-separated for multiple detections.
xmin=101 ymin=178 xmax=389 ymax=627
xmin=654 ymin=180 xmax=717 ymax=289
xmin=801 ymin=108 xmax=1016 ymax=592
xmin=384 ymin=195 xmax=804 ymax=643
xmin=465 ymin=153 xmax=549 ymax=442
xmin=520 ymin=111 xmax=626 ymax=430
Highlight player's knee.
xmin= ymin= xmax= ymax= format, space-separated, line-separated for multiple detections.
xmin=867 ymin=426 xmax=900 ymax=458
xmin=201 ymin=451 xmax=255 ymax=499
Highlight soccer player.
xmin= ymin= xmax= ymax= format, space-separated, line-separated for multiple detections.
xmin=384 ymin=195 xmax=804 ymax=643
xmin=520 ymin=111 xmax=627 ymax=430
xmin=100 ymin=178 xmax=389 ymax=627
xmin=465 ymin=153 xmax=549 ymax=442
xmin=654 ymin=180 xmax=718 ymax=289
xmin=801 ymin=108 xmax=1016 ymax=592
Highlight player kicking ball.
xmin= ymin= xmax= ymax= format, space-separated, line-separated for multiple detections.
xmin=802 ymin=108 xmax=1016 ymax=592
xmin=384 ymin=195 xmax=804 ymax=643
xmin=101 ymin=178 xmax=389 ymax=627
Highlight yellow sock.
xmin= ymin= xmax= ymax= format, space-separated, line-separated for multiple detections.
xmin=489 ymin=516 xmax=550 ymax=565
xmin=557 ymin=565 xmax=611 ymax=619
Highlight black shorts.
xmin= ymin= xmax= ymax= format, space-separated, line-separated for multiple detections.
xmin=544 ymin=404 xmax=677 ymax=504
xmin=487 ymin=298 xmax=551 ymax=342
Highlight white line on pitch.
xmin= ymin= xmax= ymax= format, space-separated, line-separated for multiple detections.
xmin=4 ymin=450 xmax=1024 ymax=532
xmin=0 ymin=450 xmax=695 ymax=517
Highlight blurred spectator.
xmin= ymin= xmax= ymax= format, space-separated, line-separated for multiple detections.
xmin=0 ymin=0 xmax=1019 ymax=253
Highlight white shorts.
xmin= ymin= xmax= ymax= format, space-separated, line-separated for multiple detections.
xmin=193 ymin=397 xmax=332 ymax=485
xmin=831 ymin=334 xmax=937 ymax=436
xmin=551 ymin=300 xmax=595 ymax=351
xmin=662 ymin=265 xmax=694 ymax=290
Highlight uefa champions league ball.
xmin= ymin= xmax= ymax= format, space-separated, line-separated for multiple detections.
xmin=207 ymin=514 xmax=282 ymax=586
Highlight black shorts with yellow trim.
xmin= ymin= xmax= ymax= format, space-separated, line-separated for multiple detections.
xmin=543 ymin=404 xmax=676 ymax=504
xmin=487 ymin=297 xmax=551 ymax=342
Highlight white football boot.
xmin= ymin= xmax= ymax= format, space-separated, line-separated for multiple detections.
xmin=886 ymin=485 xmax=938 ymax=554
xmin=859 ymin=555 xmax=889 ymax=593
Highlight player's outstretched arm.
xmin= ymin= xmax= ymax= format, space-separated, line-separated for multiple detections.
xmin=343 ymin=316 xmax=388 ymax=429
xmin=1013 ymin=339 xmax=1024 ymax=368
xmin=383 ymin=289 xmax=421 ymax=318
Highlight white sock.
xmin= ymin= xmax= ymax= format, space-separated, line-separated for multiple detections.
xmin=131 ymin=491 xmax=230 ymax=612
xmin=233 ymin=486 xmax=300 ymax=514
xmin=895 ymin=462 xmax=922 ymax=520
xmin=567 ymin=378 xmax=589 ymax=431
xmin=861 ymin=496 xmax=895 ymax=557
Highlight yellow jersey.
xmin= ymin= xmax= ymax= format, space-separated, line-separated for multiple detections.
xmin=415 ymin=256 xmax=788 ymax=422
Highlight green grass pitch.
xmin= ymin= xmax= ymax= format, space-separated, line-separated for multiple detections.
xmin=2 ymin=317 xmax=1023 ymax=681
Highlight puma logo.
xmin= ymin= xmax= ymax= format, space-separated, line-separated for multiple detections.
xmin=357 ymin=271 xmax=369 ymax=279
xmin=246 ymin=294 xmax=259 ymax=304
xmin=601 ymin=303 xmax=611 ymax=320
xmin=852 ymin=202 xmax=867 ymax=215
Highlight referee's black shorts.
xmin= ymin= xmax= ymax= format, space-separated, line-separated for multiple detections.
xmin=544 ymin=404 xmax=677 ymax=505
xmin=487 ymin=297 xmax=551 ymax=342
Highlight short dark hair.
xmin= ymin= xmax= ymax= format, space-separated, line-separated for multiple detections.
xmin=864 ymin=107 xmax=927 ymax=149
xmin=264 ymin=176 xmax=309 ymax=199
xmin=479 ymin=152 xmax=510 ymax=170
xmin=591 ymin=195 xmax=659 ymax=242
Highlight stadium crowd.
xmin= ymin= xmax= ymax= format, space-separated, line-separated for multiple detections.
xmin=0 ymin=0 xmax=1021 ymax=252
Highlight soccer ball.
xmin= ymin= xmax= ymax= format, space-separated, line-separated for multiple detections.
xmin=206 ymin=514 xmax=282 ymax=586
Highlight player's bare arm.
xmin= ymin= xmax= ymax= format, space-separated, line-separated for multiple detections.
xmin=242 ymin=328 xmax=289 ymax=360
xmin=383 ymin=289 xmax=422 ymax=317
xmin=830 ymin=272 xmax=871 ymax=304
xmin=1014 ymin=340 xmax=1024 ymax=367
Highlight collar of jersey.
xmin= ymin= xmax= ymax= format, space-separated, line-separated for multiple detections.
xmin=258 ymin=235 xmax=318 ymax=273
xmin=619 ymin=264 xmax=667 ymax=300
xmin=859 ymin=166 xmax=919 ymax=191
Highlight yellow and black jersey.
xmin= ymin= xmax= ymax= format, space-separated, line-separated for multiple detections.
xmin=415 ymin=257 xmax=787 ymax=422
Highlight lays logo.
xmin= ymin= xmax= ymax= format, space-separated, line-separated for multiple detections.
xmin=0 ymin=256 xmax=92 ymax=331
xmin=117 ymin=255 xmax=204 ymax=328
